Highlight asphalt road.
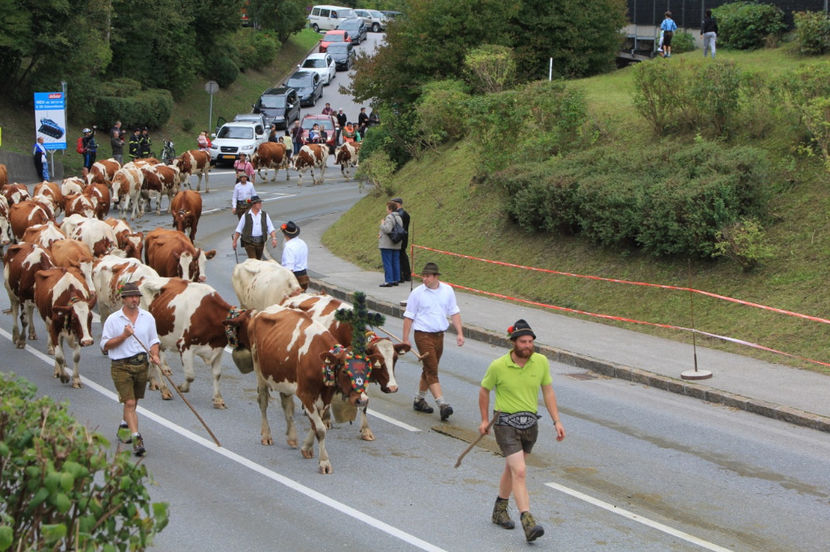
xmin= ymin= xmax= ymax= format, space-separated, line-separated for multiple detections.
xmin=3 ymin=32 xmax=830 ymax=552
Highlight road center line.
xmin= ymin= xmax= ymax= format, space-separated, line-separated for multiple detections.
xmin=0 ymin=327 xmax=445 ymax=552
xmin=544 ymin=481 xmax=733 ymax=552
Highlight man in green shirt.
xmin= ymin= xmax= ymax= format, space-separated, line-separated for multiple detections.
xmin=478 ymin=319 xmax=566 ymax=543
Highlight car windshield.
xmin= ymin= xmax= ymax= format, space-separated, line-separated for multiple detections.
xmin=302 ymin=119 xmax=334 ymax=131
xmin=302 ymin=59 xmax=327 ymax=69
xmin=327 ymin=43 xmax=349 ymax=52
xmin=287 ymin=75 xmax=313 ymax=88
xmin=370 ymin=10 xmax=384 ymax=18
xmin=217 ymin=126 xmax=254 ymax=139
xmin=324 ymin=33 xmax=346 ymax=42
xmin=259 ymin=96 xmax=285 ymax=108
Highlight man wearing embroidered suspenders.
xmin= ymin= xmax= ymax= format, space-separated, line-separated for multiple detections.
xmin=478 ymin=319 xmax=566 ymax=542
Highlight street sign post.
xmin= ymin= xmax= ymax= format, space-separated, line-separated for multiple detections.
xmin=205 ymin=80 xmax=219 ymax=134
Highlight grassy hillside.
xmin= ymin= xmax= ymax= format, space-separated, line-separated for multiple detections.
xmin=324 ymin=47 xmax=830 ymax=374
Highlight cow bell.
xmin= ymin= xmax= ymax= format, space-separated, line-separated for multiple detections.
xmin=231 ymin=348 xmax=253 ymax=374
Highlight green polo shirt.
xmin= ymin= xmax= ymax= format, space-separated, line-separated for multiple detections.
xmin=481 ymin=351 xmax=552 ymax=414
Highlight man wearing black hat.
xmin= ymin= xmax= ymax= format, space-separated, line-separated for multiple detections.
xmin=232 ymin=195 xmax=278 ymax=260
xmin=401 ymin=262 xmax=464 ymax=420
xmin=100 ymin=282 xmax=161 ymax=457
xmin=392 ymin=198 xmax=411 ymax=282
xmin=478 ymin=319 xmax=565 ymax=543
xmin=280 ymin=220 xmax=309 ymax=290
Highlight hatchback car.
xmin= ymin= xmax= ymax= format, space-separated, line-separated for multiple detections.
xmin=300 ymin=114 xmax=338 ymax=152
xmin=326 ymin=41 xmax=355 ymax=71
xmin=300 ymin=53 xmax=336 ymax=86
xmin=285 ymin=70 xmax=323 ymax=108
xmin=337 ymin=18 xmax=367 ymax=44
xmin=252 ymin=87 xmax=301 ymax=130
xmin=353 ymin=8 xmax=386 ymax=32
xmin=319 ymin=30 xmax=350 ymax=53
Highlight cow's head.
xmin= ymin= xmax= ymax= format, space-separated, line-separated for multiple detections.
xmin=366 ymin=337 xmax=409 ymax=394
xmin=320 ymin=346 xmax=371 ymax=407
xmin=54 ymin=296 xmax=95 ymax=347
xmin=172 ymin=209 xmax=192 ymax=233
xmin=0 ymin=216 xmax=11 ymax=246
xmin=124 ymin=232 xmax=143 ymax=259
xmin=176 ymin=248 xmax=216 ymax=282
xmin=222 ymin=308 xmax=255 ymax=373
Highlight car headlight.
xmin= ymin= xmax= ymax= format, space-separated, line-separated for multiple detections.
xmin=242 ymin=145 xmax=255 ymax=152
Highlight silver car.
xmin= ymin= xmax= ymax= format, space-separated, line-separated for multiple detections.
xmin=353 ymin=8 xmax=386 ymax=32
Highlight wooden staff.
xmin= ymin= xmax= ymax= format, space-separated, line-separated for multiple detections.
xmin=375 ymin=325 xmax=429 ymax=361
xmin=455 ymin=412 xmax=499 ymax=468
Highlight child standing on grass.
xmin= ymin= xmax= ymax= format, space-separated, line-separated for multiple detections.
xmin=660 ymin=11 xmax=678 ymax=58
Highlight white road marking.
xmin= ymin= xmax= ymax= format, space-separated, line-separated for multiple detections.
xmin=202 ymin=192 xmax=298 ymax=215
xmin=544 ymin=481 xmax=734 ymax=552
xmin=0 ymin=327 xmax=445 ymax=552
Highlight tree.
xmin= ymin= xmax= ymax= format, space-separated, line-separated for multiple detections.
xmin=249 ymin=0 xmax=309 ymax=42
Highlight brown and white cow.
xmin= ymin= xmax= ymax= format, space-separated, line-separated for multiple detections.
xmin=86 ymin=158 xmax=121 ymax=186
xmin=104 ymin=217 xmax=143 ymax=259
xmin=334 ymin=142 xmax=360 ymax=180
xmin=281 ymin=292 xmax=409 ymax=441
xmin=244 ymin=305 xmax=391 ymax=474
xmin=170 ymin=190 xmax=202 ymax=242
xmin=92 ymin=255 xmax=161 ymax=325
xmin=151 ymin=163 xmax=181 ymax=213
xmin=252 ymin=142 xmax=291 ymax=182
xmin=33 ymin=181 xmax=63 ymax=208
xmin=21 ymin=221 xmax=66 ymax=249
xmin=65 ymin=217 xmax=120 ymax=258
xmin=0 ymin=195 xmax=12 ymax=248
xmin=31 ymin=193 xmax=59 ymax=219
xmin=49 ymin=238 xmax=96 ymax=291
xmin=4 ymin=243 xmax=55 ymax=348
xmin=0 ymin=164 xmax=7 ymax=187
xmin=232 ymin=258 xmax=302 ymax=310
xmin=144 ymin=228 xmax=215 ymax=282
xmin=83 ymin=183 xmax=111 ymax=219
xmin=60 ymin=177 xmax=85 ymax=198
xmin=172 ymin=150 xmax=211 ymax=192
xmin=3 ymin=183 xmax=31 ymax=206
xmin=9 ymin=200 xmax=53 ymax=241
xmin=110 ymin=166 xmax=144 ymax=219
xmin=138 ymin=277 xmax=252 ymax=408
xmin=33 ymin=266 xmax=96 ymax=388
xmin=292 ymin=144 xmax=328 ymax=187
xmin=63 ymin=193 xmax=97 ymax=218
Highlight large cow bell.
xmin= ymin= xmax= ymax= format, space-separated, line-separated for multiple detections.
xmin=231 ymin=348 xmax=253 ymax=374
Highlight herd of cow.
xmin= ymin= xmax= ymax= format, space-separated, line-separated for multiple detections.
xmin=0 ymin=139 xmax=385 ymax=475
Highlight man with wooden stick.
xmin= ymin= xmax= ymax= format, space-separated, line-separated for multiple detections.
xmin=101 ymin=282 xmax=161 ymax=457
xmin=478 ymin=319 xmax=565 ymax=543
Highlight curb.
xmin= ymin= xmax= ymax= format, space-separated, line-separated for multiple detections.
xmin=310 ymin=278 xmax=830 ymax=434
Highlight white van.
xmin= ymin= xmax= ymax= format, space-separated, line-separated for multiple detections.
xmin=307 ymin=5 xmax=356 ymax=32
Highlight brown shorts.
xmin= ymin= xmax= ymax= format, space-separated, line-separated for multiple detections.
xmin=111 ymin=360 xmax=149 ymax=402
xmin=414 ymin=331 xmax=444 ymax=386
xmin=494 ymin=423 xmax=539 ymax=456
xmin=295 ymin=272 xmax=310 ymax=290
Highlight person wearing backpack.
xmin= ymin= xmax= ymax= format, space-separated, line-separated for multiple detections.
xmin=378 ymin=200 xmax=404 ymax=287
xmin=80 ymin=127 xmax=97 ymax=178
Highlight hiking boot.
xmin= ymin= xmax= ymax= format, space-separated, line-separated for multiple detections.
xmin=439 ymin=403 xmax=453 ymax=421
xmin=413 ymin=398 xmax=434 ymax=414
xmin=132 ymin=434 xmax=146 ymax=457
xmin=521 ymin=512 xmax=544 ymax=542
xmin=116 ymin=422 xmax=132 ymax=444
xmin=492 ymin=497 xmax=515 ymax=529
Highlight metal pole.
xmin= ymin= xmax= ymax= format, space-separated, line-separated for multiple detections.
xmin=548 ymin=57 xmax=553 ymax=81
xmin=681 ymin=260 xmax=712 ymax=381
xmin=208 ymin=91 xmax=214 ymax=134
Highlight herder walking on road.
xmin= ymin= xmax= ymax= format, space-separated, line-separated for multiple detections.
xmin=280 ymin=220 xmax=309 ymax=290
xmin=402 ymin=262 xmax=464 ymax=421
xmin=478 ymin=319 xmax=565 ymax=542
xmin=232 ymin=195 xmax=278 ymax=260
xmin=100 ymin=282 xmax=161 ymax=457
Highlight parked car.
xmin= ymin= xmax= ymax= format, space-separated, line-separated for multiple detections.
xmin=300 ymin=53 xmax=336 ymax=86
xmin=326 ymin=41 xmax=355 ymax=71
xmin=381 ymin=10 xmax=403 ymax=20
xmin=307 ymin=4 xmax=356 ymax=33
xmin=300 ymin=114 xmax=338 ymax=152
xmin=285 ymin=70 xmax=323 ymax=108
xmin=337 ymin=18 xmax=367 ymax=44
xmin=319 ymin=29 xmax=350 ymax=53
xmin=252 ymin=87 xmax=301 ymax=130
xmin=233 ymin=113 xmax=268 ymax=129
xmin=208 ymin=121 xmax=267 ymax=164
xmin=353 ymin=8 xmax=386 ymax=32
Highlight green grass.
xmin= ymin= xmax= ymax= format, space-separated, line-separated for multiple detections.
xmin=325 ymin=47 xmax=830 ymax=374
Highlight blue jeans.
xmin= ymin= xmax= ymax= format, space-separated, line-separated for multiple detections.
xmin=380 ymin=248 xmax=400 ymax=284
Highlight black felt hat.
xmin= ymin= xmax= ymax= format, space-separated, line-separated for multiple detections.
xmin=508 ymin=319 xmax=536 ymax=340
xmin=281 ymin=221 xmax=300 ymax=237
xmin=120 ymin=282 xmax=141 ymax=297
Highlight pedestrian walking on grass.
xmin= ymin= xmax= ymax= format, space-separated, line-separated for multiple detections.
xmin=701 ymin=9 xmax=718 ymax=59
xmin=660 ymin=11 xmax=678 ymax=57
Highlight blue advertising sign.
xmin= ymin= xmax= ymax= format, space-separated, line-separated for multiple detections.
xmin=34 ymin=92 xmax=67 ymax=151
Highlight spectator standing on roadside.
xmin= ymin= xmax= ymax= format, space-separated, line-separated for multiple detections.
xmin=81 ymin=127 xmax=98 ymax=178
xmin=234 ymin=152 xmax=256 ymax=183
xmin=321 ymin=102 xmax=334 ymax=116
xmin=128 ymin=128 xmax=141 ymax=161
xmin=402 ymin=261 xmax=464 ymax=421
xmin=197 ymin=130 xmax=211 ymax=151
xmin=660 ymin=11 xmax=677 ymax=58
xmin=232 ymin=195 xmax=278 ymax=260
xmin=280 ymin=221 xmax=309 ymax=290
xmin=336 ymin=108 xmax=347 ymax=144
xmin=139 ymin=127 xmax=152 ymax=158
xmin=392 ymin=197 xmax=411 ymax=282
xmin=378 ymin=201 xmax=403 ymax=287
xmin=231 ymin=173 xmax=257 ymax=219
xmin=33 ymin=136 xmax=49 ymax=181
xmin=701 ymin=9 xmax=718 ymax=59
xmin=290 ymin=119 xmax=303 ymax=155
xmin=357 ymin=107 xmax=369 ymax=135
xmin=268 ymin=124 xmax=279 ymax=143
xmin=110 ymin=120 xmax=122 ymax=141
xmin=111 ymin=127 xmax=125 ymax=164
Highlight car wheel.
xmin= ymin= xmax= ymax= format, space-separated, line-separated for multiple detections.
xmin=312 ymin=24 xmax=319 ymax=33
xmin=372 ymin=23 xmax=380 ymax=33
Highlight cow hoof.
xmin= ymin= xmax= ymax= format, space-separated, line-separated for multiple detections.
xmin=301 ymin=448 xmax=314 ymax=459
xmin=212 ymin=400 xmax=227 ymax=409
xmin=72 ymin=381 xmax=82 ymax=389
xmin=360 ymin=430 xmax=375 ymax=441
xmin=286 ymin=438 xmax=298 ymax=448
xmin=319 ymin=462 xmax=333 ymax=474
xmin=261 ymin=437 xmax=273 ymax=446
xmin=29 ymin=334 xmax=38 ymax=341
xmin=15 ymin=341 xmax=25 ymax=349
xmin=59 ymin=374 xmax=70 ymax=384
xmin=161 ymin=390 xmax=173 ymax=400
xmin=47 ymin=346 xmax=54 ymax=355
xmin=149 ymin=381 xmax=160 ymax=391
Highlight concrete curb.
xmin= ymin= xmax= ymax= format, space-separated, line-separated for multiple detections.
xmin=311 ymin=278 xmax=830 ymax=433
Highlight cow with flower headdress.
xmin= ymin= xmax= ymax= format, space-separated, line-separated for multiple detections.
xmin=240 ymin=292 xmax=393 ymax=474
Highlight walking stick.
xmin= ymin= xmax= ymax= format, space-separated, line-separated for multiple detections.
xmin=130 ymin=334 xmax=222 ymax=447
xmin=375 ymin=326 xmax=429 ymax=361
xmin=455 ymin=412 xmax=499 ymax=468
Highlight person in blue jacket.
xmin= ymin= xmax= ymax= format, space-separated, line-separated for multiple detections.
xmin=660 ymin=11 xmax=678 ymax=58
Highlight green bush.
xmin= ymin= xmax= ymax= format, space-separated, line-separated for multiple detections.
xmin=793 ymin=11 xmax=830 ymax=56
xmin=714 ymin=217 xmax=775 ymax=271
xmin=0 ymin=372 xmax=168 ymax=551
xmin=713 ymin=1 xmax=786 ymax=50
xmin=205 ymin=54 xmax=240 ymax=89
xmin=415 ymin=79 xmax=471 ymax=148
xmin=671 ymin=31 xmax=697 ymax=54
xmin=229 ymin=29 xmax=280 ymax=71
xmin=94 ymin=86 xmax=174 ymax=130
xmin=355 ymin=150 xmax=396 ymax=196
xmin=632 ymin=61 xmax=684 ymax=135
xmin=463 ymin=44 xmax=517 ymax=93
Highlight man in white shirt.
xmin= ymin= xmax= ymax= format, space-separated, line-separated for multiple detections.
xmin=401 ymin=262 xmax=464 ymax=420
xmin=280 ymin=220 xmax=309 ymax=290
xmin=100 ymin=282 xmax=161 ymax=457
xmin=231 ymin=174 xmax=257 ymax=219
xmin=232 ymin=195 xmax=277 ymax=260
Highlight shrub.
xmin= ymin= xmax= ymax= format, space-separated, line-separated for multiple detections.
xmin=800 ymin=96 xmax=830 ymax=171
xmin=205 ymin=54 xmax=240 ymax=89
xmin=464 ymin=44 xmax=517 ymax=94
xmin=229 ymin=29 xmax=280 ymax=71
xmin=0 ymin=373 xmax=168 ymax=551
xmin=688 ymin=60 xmax=742 ymax=136
xmin=415 ymin=80 xmax=470 ymax=148
xmin=181 ymin=118 xmax=195 ymax=132
xmin=94 ymin=86 xmax=174 ymax=130
xmin=793 ymin=11 xmax=830 ymax=55
xmin=355 ymin=150 xmax=396 ymax=196
xmin=632 ymin=61 xmax=683 ymax=135
xmin=715 ymin=217 xmax=775 ymax=271
xmin=713 ymin=1 xmax=786 ymax=50
xmin=671 ymin=31 xmax=696 ymax=54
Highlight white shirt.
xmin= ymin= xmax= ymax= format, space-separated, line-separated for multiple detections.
xmin=403 ymin=282 xmax=460 ymax=333
xmin=101 ymin=307 xmax=160 ymax=360
xmin=232 ymin=181 xmax=257 ymax=204
xmin=234 ymin=209 xmax=275 ymax=238
xmin=282 ymin=237 xmax=308 ymax=272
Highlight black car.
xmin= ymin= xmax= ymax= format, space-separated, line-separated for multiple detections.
xmin=337 ymin=18 xmax=368 ymax=44
xmin=252 ymin=87 xmax=301 ymax=130
xmin=285 ymin=70 xmax=323 ymax=108
xmin=326 ymin=42 xmax=356 ymax=71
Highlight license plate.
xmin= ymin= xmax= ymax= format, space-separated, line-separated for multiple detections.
xmin=222 ymin=154 xmax=236 ymax=160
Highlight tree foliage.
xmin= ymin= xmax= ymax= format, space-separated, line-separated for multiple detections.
xmin=249 ymin=0 xmax=308 ymax=42
xmin=464 ymin=45 xmax=516 ymax=94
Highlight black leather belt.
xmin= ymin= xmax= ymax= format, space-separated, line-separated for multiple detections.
xmin=293 ymin=269 xmax=307 ymax=276
xmin=244 ymin=236 xmax=265 ymax=243
xmin=114 ymin=352 xmax=147 ymax=365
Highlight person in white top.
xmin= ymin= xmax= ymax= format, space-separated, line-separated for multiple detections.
xmin=280 ymin=220 xmax=309 ymax=290
xmin=401 ymin=262 xmax=464 ymax=421
xmin=232 ymin=195 xmax=277 ymax=260
xmin=100 ymin=282 xmax=161 ymax=457
xmin=231 ymin=174 xmax=257 ymax=219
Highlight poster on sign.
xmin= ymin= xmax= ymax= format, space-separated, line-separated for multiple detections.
xmin=33 ymin=91 xmax=67 ymax=150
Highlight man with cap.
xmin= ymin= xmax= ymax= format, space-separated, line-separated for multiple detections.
xmin=100 ymin=282 xmax=161 ymax=457
xmin=392 ymin=198 xmax=411 ymax=282
xmin=231 ymin=173 xmax=257 ymax=220
xmin=280 ymin=220 xmax=309 ymax=290
xmin=232 ymin=195 xmax=278 ymax=260
xmin=128 ymin=128 xmax=141 ymax=161
xmin=478 ymin=319 xmax=566 ymax=543
xmin=139 ymin=127 xmax=152 ymax=158
xmin=401 ymin=262 xmax=464 ymax=420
